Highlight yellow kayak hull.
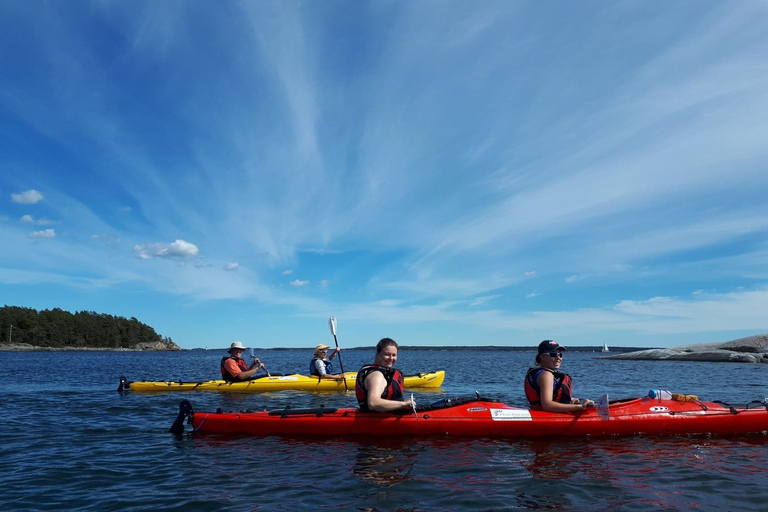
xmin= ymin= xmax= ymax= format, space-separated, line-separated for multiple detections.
xmin=121 ymin=370 xmax=444 ymax=392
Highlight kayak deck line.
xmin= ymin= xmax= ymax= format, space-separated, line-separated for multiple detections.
xmin=118 ymin=370 xmax=445 ymax=393
xmin=169 ymin=395 xmax=768 ymax=439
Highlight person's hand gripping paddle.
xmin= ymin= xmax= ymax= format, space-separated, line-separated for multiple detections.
xmin=328 ymin=316 xmax=347 ymax=391
xmin=250 ymin=347 xmax=270 ymax=377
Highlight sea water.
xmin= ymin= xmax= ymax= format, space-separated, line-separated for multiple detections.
xmin=1 ymin=348 xmax=767 ymax=511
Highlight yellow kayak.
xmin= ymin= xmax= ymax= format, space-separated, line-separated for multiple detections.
xmin=118 ymin=370 xmax=444 ymax=393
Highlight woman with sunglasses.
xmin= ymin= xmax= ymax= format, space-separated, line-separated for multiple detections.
xmin=524 ymin=340 xmax=594 ymax=412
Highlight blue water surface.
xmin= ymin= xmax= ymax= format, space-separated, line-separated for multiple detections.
xmin=1 ymin=348 xmax=767 ymax=511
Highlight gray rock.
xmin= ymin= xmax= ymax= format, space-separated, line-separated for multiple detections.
xmin=135 ymin=340 xmax=182 ymax=351
xmin=600 ymin=333 xmax=768 ymax=363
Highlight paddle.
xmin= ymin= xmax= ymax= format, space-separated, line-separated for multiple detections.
xmin=328 ymin=316 xmax=348 ymax=391
xmin=251 ymin=347 xmax=270 ymax=377
xmin=596 ymin=393 xmax=610 ymax=421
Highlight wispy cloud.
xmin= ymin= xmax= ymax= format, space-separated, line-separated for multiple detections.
xmin=21 ymin=215 xmax=57 ymax=225
xmin=29 ymin=229 xmax=55 ymax=239
xmin=1 ymin=2 xmax=766 ymax=348
xmin=469 ymin=295 xmax=500 ymax=307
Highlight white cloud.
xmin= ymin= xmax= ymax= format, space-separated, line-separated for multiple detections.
xmin=133 ymin=239 xmax=199 ymax=259
xmin=11 ymin=189 xmax=43 ymax=204
xmin=526 ymin=292 xmax=541 ymax=299
xmin=282 ymin=269 xmax=293 ymax=275
xmin=224 ymin=262 xmax=239 ymax=271
xmin=524 ymin=271 xmax=535 ymax=277
xmin=318 ymin=279 xmax=329 ymax=287
xmin=29 ymin=229 xmax=55 ymax=239
xmin=290 ymin=279 xmax=309 ymax=286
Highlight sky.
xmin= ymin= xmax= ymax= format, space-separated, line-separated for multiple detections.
xmin=1 ymin=1 xmax=767 ymax=350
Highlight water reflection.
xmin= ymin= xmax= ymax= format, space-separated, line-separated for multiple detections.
xmin=353 ymin=440 xmax=417 ymax=487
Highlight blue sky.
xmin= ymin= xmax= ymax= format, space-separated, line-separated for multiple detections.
xmin=2 ymin=1 xmax=767 ymax=349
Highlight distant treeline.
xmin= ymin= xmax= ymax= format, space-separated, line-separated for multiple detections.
xmin=0 ymin=305 xmax=172 ymax=349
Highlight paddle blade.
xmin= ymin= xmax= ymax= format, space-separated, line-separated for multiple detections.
xmin=328 ymin=316 xmax=337 ymax=336
xmin=596 ymin=393 xmax=610 ymax=421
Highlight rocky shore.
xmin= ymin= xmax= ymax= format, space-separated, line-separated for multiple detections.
xmin=600 ymin=334 xmax=768 ymax=363
xmin=0 ymin=340 xmax=182 ymax=351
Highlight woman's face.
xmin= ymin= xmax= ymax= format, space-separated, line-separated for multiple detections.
xmin=374 ymin=345 xmax=398 ymax=368
xmin=539 ymin=351 xmax=563 ymax=370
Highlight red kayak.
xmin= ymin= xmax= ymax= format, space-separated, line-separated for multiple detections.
xmin=170 ymin=394 xmax=768 ymax=438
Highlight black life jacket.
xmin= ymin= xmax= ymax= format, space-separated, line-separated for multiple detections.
xmin=221 ymin=356 xmax=249 ymax=382
xmin=524 ymin=367 xmax=573 ymax=406
xmin=309 ymin=357 xmax=334 ymax=376
xmin=355 ymin=364 xmax=404 ymax=412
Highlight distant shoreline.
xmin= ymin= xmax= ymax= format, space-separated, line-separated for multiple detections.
xmin=0 ymin=343 xmax=650 ymax=352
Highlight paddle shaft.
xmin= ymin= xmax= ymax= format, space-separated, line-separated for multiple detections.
xmin=251 ymin=348 xmax=270 ymax=377
xmin=332 ymin=333 xmax=348 ymax=390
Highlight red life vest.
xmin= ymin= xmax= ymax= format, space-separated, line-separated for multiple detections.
xmin=355 ymin=364 xmax=404 ymax=412
xmin=524 ymin=367 xmax=573 ymax=406
xmin=221 ymin=356 xmax=249 ymax=382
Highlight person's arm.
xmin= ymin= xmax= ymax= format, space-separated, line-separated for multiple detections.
xmin=315 ymin=359 xmax=339 ymax=380
xmin=236 ymin=366 xmax=263 ymax=380
xmin=537 ymin=371 xmax=593 ymax=413
xmin=364 ymin=371 xmax=414 ymax=412
xmin=328 ymin=348 xmax=340 ymax=362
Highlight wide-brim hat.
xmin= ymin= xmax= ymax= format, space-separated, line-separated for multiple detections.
xmin=538 ymin=340 xmax=566 ymax=354
xmin=315 ymin=344 xmax=330 ymax=351
xmin=228 ymin=341 xmax=248 ymax=352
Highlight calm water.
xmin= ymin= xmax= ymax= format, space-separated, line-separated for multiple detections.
xmin=1 ymin=348 xmax=767 ymax=511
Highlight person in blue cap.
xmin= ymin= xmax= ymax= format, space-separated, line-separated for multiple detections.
xmin=524 ymin=340 xmax=594 ymax=412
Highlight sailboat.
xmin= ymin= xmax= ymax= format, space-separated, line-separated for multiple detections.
xmin=602 ymin=342 xmax=609 ymax=352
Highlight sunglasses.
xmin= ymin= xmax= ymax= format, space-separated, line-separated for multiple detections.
xmin=544 ymin=352 xmax=563 ymax=358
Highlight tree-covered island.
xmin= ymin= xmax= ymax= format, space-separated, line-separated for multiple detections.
xmin=0 ymin=305 xmax=181 ymax=351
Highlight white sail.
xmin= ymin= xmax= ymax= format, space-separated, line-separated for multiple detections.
xmin=602 ymin=342 xmax=609 ymax=352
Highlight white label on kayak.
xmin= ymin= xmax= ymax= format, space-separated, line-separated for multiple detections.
xmin=278 ymin=376 xmax=299 ymax=381
xmin=490 ymin=408 xmax=532 ymax=421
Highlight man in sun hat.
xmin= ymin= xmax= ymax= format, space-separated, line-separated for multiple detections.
xmin=221 ymin=341 xmax=265 ymax=382
xmin=309 ymin=343 xmax=343 ymax=380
